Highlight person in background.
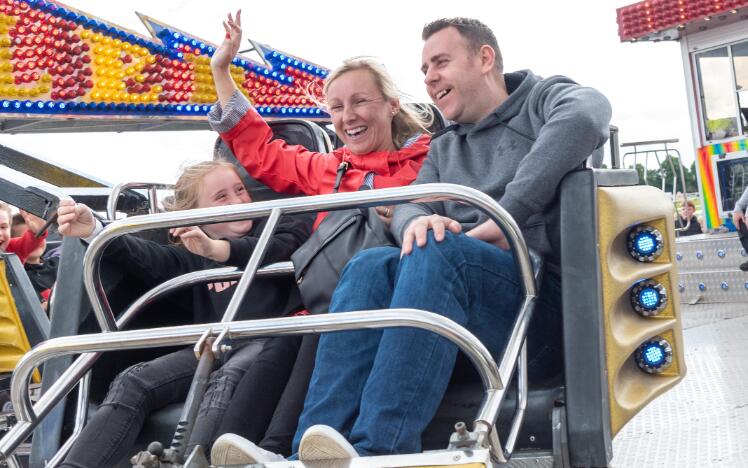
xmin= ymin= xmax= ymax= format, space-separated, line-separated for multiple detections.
xmin=0 ymin=202 xmax=48 ymax=264
xmin=23 ymin=237 xmax=58 ymax=312
xmin=675 ymin=200 xmax=703 ymax=237
xmin=731 ymin=186 xmax=748 ymax=271
xmin=10 ymin=212 xmax=26 ymax=238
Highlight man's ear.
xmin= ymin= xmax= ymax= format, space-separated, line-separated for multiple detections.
xmin=478 ymin=44 xmax=496 ymax=74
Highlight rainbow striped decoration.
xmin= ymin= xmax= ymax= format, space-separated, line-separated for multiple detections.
xmin=696 ymin=137 xmax=748 ymax=228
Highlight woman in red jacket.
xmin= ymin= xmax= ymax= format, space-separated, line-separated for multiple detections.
xmin=207 ymin=11 xmax=433 ymax=466
xmin=208 ymin=11 xmax=431 ymax=229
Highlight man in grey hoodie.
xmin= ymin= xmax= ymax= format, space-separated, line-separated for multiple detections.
xmin=214 ymin=17 xmax=612 ymax=464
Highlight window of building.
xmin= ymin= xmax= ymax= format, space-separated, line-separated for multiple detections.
xmin=695 ymin=46 xmax=740 ymax=141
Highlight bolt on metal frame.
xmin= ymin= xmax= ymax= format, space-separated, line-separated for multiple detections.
xmin=0 ymin=183 xmax=539 ymax=465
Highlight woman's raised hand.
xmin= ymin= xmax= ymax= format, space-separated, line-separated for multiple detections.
xmin=211 ymin=10 xmax=242 ymax=71
xmin=57 ymin=199 xmax=97 ymax=238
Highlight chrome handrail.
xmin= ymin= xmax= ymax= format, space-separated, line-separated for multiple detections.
xmin=106 ymin=181 xmax=174 ymax=220
xmin=45 ymin=372 xmax=90 ymax=468
xmin=1 ymin=183 xmax=538 ymax=463
xmin=85 ymin=184 xmax=537 ymax=333
xmin=3 ymin=310 xmax=500 ymax=457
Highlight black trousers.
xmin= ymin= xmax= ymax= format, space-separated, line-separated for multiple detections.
xmin=60 ymin=340 xmax=266 ymax=468
xmin=738 ymin=218 xmax=748 ymax=252
xmin=215 ymin=334 xmax=319 ymax=456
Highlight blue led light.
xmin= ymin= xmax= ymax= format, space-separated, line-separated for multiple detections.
xmin=642 ymin=344 xmax=665 ymax=366
xmin=630 ymin=279 xmax=667 ymax=316
xmin=627 ymin=226 xmax=664 ymax=262
xmin=635 ymin=233 xmax=655 ymax=254
xmin=634 ymin=337 xmax=673 ymax=374
xmin=639 ymin=288 xmax=659 ymax=309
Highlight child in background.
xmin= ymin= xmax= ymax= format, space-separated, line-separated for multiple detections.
xmin=0 ymin=202 xmax=48 ymax=264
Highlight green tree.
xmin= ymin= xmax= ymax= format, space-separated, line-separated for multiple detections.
xmin=628 ymin=156 xmax=698 ymax=193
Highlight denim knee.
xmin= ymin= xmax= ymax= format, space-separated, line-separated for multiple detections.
xmin=329 ymin=247 xmax=400 ymax=314
xmin=340 ymin=247 xmax=400 ymax=278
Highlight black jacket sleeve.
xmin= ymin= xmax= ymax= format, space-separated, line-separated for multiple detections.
xmin=225 ymin=212 xmax=314 ymax=267
xmin=103 ymin=235 xmax=203 ymax=288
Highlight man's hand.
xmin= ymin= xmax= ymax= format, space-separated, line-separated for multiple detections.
xmin=401 ymin=214 xmax=462 ymax=256
xmin=734 ymin=210 xmax=745 ymax=229
xmin=171 ymin=226 xmax=230 ymax=263
xmin=211 ymin=10 xmax=242 ymax=72
xmin=56 ymin=200 xmax=96 ymax=238
xmin=20 ymin=210 xmax=46 ymax=235
xmin=466 ymin=220 xmax=510 ymax=250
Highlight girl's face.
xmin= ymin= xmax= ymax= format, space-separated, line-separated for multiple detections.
xmin=196 ymin=166 xmax=254 ymax=240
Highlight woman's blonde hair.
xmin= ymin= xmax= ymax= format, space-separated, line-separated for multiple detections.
xmin=322 ymin=56 xmax=434 ymax=149
xmin=165 ymin=159 xmax=240 ymax=212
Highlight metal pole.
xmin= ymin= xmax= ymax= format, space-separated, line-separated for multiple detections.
xmin=222 ymin=208 xmax=281 ymax=323
xmin=609 ymin=125 xmax=620 ymax=169
xmin=106 ymin=182 xmax=174 ymax=220
xmin=44 ymin=372 xmax=91 ymax=468
xmin=168 ymin=340 xmax=215 ymax=463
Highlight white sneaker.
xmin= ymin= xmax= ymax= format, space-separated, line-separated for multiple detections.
xmin=211 ymin=433 xmax=286 ymax=465
xmin=298 ymin=425 xmax=358 ymax=461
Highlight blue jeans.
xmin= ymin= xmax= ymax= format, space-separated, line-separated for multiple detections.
xmin=292 ymin=232 xmax=528 ymax=456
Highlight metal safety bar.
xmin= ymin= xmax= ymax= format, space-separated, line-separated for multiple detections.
xmin=0 ymin=183 xmax=538 ymax=463
xmin=106 ymin=181 xmax=174 ymax=220
xmin=621 ymin=139 xmax=691 ymax=232
xmin=3 ymin=311 xmax=501 ymax=457
xmin=44 ymin=373 xmax=90 ymax=468
xmin=86 ymin=184 xmax=537 ymax=333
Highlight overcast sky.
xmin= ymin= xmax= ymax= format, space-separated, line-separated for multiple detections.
xmin=0 ymin=0 xmax=694 ymax=186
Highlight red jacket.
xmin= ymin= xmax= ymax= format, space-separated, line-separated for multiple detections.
xmin=219 ymin=107 xmax=430 ymax=228
xmin=6 ymin=229 xmax=47 ymax=265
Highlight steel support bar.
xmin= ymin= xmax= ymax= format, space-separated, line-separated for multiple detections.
xmin=84 ymin=184 xmax=537 ymax=334
xmin=3 ymin=309 xmax=499 ymax=463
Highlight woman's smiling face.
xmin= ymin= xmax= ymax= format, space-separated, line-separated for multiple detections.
xmin=326 ymin=68 xmax=398 ymax=155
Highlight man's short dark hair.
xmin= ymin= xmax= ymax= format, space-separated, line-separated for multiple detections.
xmin=11 ymin=212 xmax=25 ymax=225
xmin=422 ymin=17 xmax=503 ymax=72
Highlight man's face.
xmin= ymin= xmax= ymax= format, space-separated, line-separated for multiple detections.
xmin=0 ymin=211 xmax=10 ymax=252
xmin=421 ymin=27 xmax=484 ymax=123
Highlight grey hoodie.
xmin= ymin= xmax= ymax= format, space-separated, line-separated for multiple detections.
xmin=391 ymin=70 xmax=612 ymax=267
xmin=735 ymin=187 xmax=748 ymax=214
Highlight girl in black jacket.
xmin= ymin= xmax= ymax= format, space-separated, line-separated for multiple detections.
xmin=56 ymin=160 xmax=313 ymax=468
